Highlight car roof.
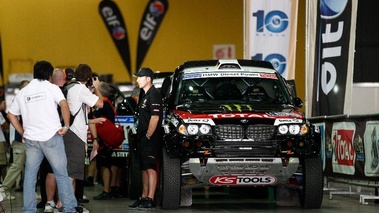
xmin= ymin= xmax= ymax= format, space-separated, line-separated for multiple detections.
xmin=177 ymin=59 xmax=277 ymax=74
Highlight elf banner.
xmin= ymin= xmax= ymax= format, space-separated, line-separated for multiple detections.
xmin=136 ymin=0 xmax=168 ymax=71
xmin=99 ymin=0 xmax=132 ymax=77
xmin=306 ymin=0 xmax=358 ymax=117
xmin=0 ymin=33 xmax=3 ymax=86
xmin=244 ymin=0 xmax=298 ymax=79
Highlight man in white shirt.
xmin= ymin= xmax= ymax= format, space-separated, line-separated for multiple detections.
xmin=63 ymin=64 xmax=103 ymax=211
xmin=6 ymin=61 xmax=78 ymax=213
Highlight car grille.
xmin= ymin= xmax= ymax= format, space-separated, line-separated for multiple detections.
xmin=215 ymin=125 xmax=244 ymax=139
xmin=215 ymin=124 xmax=275 ymax=140
xmin=213 ymin=124 xmax=277 ymax=157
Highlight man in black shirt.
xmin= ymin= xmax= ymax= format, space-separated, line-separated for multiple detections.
xmin=129 ymin=68 xmax=162 ymax=209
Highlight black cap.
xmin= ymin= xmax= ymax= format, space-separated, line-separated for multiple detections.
xmin=64 ymin=68 xmax=75 ymax=81
xmin=133 ymin=68 xmax=154 ymax=79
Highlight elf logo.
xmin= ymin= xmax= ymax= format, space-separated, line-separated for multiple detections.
xmin=209 ymin=175 xmax=277 ymax=185
xmin=101 ymin=6 xmax=125 ymax=40
xmin=140 ymin=1 xmax=165 ymax=41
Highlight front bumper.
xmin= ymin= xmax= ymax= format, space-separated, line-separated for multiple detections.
xmin=188 ymin=157 xmax=299 ymax=186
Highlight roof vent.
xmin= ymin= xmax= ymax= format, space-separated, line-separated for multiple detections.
xmin=216 ymin=59 xmax=242 ymax=70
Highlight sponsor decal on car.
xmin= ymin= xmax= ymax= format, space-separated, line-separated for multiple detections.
xmin=183 ymin=118 xmax=215 ymax=125
xmin=173 ymin=109 xmax=303 ymax=120
xmin=274 ymin=118 xmax=303 ymax=125
xmin=209 ymin=175 xmax=277 ymax=185
xmin=182 ymin=72 xmax=277 ymax=80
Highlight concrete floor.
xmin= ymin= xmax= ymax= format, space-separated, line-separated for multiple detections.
xmin=1 ymin=182 xmax=378 ymax=213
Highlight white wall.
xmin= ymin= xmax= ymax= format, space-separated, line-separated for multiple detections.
xmin=351 ymin=83 xmax=379 ymax=115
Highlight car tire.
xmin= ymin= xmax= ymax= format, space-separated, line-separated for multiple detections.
xmin=159 ymin=148 xmax=181 ymax=210
xmin=299 ymin=156 xmax=323 ymax=209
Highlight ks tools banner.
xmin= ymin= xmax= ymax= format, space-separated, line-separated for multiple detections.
xmin=307 ymin=0 xmax=358 ymax=117
xmin=244 ymin=0 xmax=298 ymax=79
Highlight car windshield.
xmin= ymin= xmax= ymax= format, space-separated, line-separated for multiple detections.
xmin=175 ymin=72 xmax=293 ymax=105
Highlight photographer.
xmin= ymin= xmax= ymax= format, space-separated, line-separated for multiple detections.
xmin=62 ymin=64 xmax=104 ymax=212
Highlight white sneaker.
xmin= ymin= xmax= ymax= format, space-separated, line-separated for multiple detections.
xmin=0 ymin=185 xmax=6 ymax=201
xmin=81 ymin=206 xmax=90 ymax=213
xmin=3 ymin=194 xmax=16 ymax=200
xmin=77 ymin=204 xmax=90 ymax=213
xmin=44 ymin=201 xmax=56 ymax=213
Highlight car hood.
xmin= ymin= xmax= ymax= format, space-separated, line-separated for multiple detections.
xmin=173 ymin=103 xmax=304 ymax=125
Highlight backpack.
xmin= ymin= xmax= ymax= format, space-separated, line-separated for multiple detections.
xmin=59 ymin=81 xmax=84 ymax=126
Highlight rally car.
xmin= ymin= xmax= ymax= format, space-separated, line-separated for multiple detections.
xmin=128 ymin=59 xmax=323 ymax=209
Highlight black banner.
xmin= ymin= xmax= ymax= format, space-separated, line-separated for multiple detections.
xmin=309 ymin=114 xmax=379 ymax=181
xmin=0 ymin=33 xmax=3 ymax=85
xmin=99 ymin=0 xmax=132 ymax=76
xmin=136 ymin=0 xmax=168 ymax=71
xmin=312 ymin=0 xmax=352 ymax=116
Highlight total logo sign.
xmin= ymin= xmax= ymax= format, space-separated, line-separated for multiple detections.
xmin=209 ymin=175 xmax=277 ymax=185
xmin=331 ymin=122 xmax=356 ymax=175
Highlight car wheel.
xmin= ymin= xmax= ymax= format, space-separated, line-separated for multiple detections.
xmin=159 ymin=148 xmax=181 ymax=209
xmin=299 ymin=156 xmax=323 ymax=209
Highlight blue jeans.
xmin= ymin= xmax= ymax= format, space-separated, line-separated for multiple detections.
xmin=23 ymin=133 xmax=77 ymax=213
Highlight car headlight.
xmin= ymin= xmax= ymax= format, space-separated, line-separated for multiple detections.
xmin=289 ymin=125 xmax=300 ymax=134
xmin=187 ymin=125 xmax=199 ymax=135
xmin=278 ymin=124 xmax=309 ymax=135
xmin=278 ymin=125 xmax=288 ymax=134
xmin=300 ymin=124 xmax=309 ymax=134
xmin=199 ymin=124 xmax=211 ymax=134
xmin=178 ymin=124 xmax=188 ymax=135
xmin=177 ymin=124 xmax=212 ymax=136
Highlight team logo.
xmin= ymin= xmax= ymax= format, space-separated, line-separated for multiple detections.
xmin=320 ymin=0 xmax=348 ymax=19
xmin=112 ymin=27 xmax=125 ymax=40
xmin=240 ymin=119 xmax=249 ymax=124
xmin=149 ymin=1 xmax=165 ymax=17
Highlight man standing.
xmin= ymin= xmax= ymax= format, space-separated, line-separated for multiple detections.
xmin=129 ymin=68 xmax=162 ymax=209
xmin=0 ymin=80 xmax=29 ymax=201
xmin=6 ymin=61 xmax=78 ymax=213
xmin=63 ymin=64 xmax=103 ymax=209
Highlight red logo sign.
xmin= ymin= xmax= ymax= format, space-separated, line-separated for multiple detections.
xmin=209 ymin=175 xmax=277 ymax=185
xmin=333 ymin=129 xmax=355 ymax=166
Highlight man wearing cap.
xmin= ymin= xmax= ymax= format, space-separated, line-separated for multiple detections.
xmin=129 ymin=68 xmax=162 ymax=209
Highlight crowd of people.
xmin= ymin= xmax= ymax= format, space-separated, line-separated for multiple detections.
xmin=0 ymin=61 xmax=162 ymax=212
xmin=0 ymin=60 xmax=163 ymax=212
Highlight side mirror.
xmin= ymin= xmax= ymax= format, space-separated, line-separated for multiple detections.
xmin=117 ymin=97 xmax=137 ymax=115
xmin=293 ymin=97 xmax=303 ymax=108
xmin=286 ymin=79 xmax=297 ymax=98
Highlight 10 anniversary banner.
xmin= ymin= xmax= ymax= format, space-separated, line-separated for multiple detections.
xmin=99 ymin=0 xmax=168 ymax=78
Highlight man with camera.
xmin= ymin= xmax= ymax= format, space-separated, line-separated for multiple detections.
xmin=62 ymin=64 xmax=104 ymax=212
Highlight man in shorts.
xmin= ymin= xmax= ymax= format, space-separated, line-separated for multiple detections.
xmin=129 ymin=68 xmax=162 ymax=209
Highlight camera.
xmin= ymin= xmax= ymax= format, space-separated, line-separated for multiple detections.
xmin=86 ymin=76 xmax=97 ymax=88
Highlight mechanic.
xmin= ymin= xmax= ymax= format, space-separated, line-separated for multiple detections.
xmin=129 ymin=67 xmax=162 ymax=209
